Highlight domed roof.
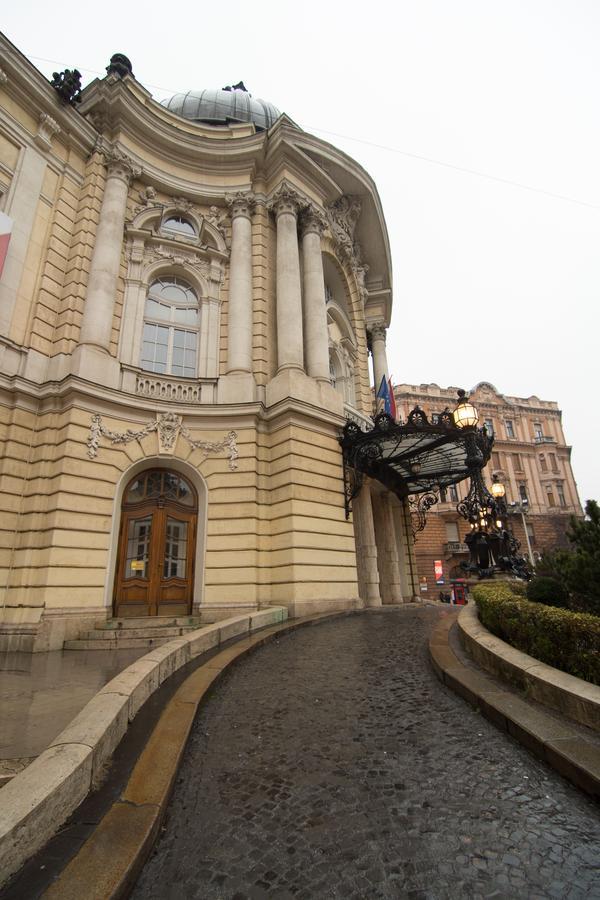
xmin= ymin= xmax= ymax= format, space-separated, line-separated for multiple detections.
xmin=161 ymin=87 xmax=281 ymax=132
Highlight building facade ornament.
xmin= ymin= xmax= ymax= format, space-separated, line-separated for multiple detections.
xmin=225 ymin=191 xmax=256 ymax=220
xmin=86 ymin=413 xmax=239 ymax=469
xmin=326 ymin=195 xmax=361 ymax=261
xmin=0 ymin=68 xmax=7 ymax=85
xmin=146 ymin=243 xmax=211 ymax=273
xmin=368 ymin=321 xmax=387 ymax=342
xmin=102 ymin=146 xmax=142 ymax=184
xmin=205 ymin=206 xmax=228 ymax=240
xmin=300 ymin=205 xmax=327 ymax=237
xmin=268 ymin=182 xmax=305 ymax=218
xmin=35 ymin=113 xmax=61 ymax=151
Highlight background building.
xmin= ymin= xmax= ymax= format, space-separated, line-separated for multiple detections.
xmin=0 ymin=36 xmax=423 ymax=651
xmin=394 ymin=381 xmax=583 ymax=593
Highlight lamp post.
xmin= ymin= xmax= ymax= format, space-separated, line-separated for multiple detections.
xmin=507 ymin=498 xmax=536 ymax=568
xmin=453 ymin=391 xmax=531 ymax=579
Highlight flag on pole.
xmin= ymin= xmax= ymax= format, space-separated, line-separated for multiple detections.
xmin=376 ymin=375 xmax=392 ymax=415
xmin=0 ymin=212 xmax=13 ymax=279
xmin=388 ymin=377 xmax=397 ymax=421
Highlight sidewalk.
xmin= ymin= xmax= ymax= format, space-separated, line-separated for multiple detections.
xmin=0 ymin=647 xmax=146 ymax=780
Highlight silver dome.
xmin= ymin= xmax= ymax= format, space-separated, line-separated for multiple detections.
xmin=161 ymin=89 xmax=281 ymax=132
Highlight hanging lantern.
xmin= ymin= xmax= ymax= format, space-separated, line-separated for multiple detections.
xmin=491 ymin=474 xmax=506 ymax=499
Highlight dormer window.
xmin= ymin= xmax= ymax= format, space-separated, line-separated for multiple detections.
xmin=162 ymin=215 xmax=196 ymax=238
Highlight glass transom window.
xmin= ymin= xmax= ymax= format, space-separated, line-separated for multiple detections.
xmin=141 ymin=277 xmax=199 ymax=377
xmin=162 ymin=215 xmax=196 ymax=237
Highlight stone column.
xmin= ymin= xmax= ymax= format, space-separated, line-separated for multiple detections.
xmin=369 ymin=321 xmax=389 ymax=397
xmin=270 ymin=185 xmax=304 ymax=373
xmin=79 ymin=149 xmax=140 ymax=351
xmin=300 ymin=206 xmax=330 ymax=384
xmin=353 ymin=482 xmax=382 ymax=607
xmin=225 ymin=191 xmax=255 ymax=374
xmin=372 ymin=491 xmax=403 ymax=604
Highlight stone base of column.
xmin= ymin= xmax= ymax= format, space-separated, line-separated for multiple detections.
xmin=71 ymin=344 xmax=120 ymax=389
xmin=218 ymin=372 xmax=257 ymax=404
xmin=266 ymin=368 xmax=344 ymax=415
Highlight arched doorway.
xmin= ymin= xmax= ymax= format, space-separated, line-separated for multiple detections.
xmin=113 ymin=468 xmax=198 ymax=618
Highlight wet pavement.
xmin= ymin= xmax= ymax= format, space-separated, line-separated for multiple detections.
xmin=0 ymin=647 xmax=146 ymax=761
xmin=133 ymin=607 xmax=600 ymax=899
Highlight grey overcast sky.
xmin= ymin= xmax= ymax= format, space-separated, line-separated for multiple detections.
xmin=4 ymin=0 xmax=599 ymax=504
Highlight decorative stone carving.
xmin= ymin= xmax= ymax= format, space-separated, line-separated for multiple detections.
xmin=106 ymin=53 xmax=134 ymax=79
xmin=87 ymin=413 xmax=239 ymax=469
xmin=326 ymin=195 xmax=363 ymax=266
xmin=35 ymin=113 xmax=61 ymax=151
xmin=170 ymin=196 xmax=195 ymax=214
xmin=146 ymin=243 xmax=210 ymax=273
xmin=205 ymin=206 xmax=228 ymax=240
xmin=139 ymin=185 xmax=158 ymax=207
xmin=226 ymin=191 xmax=256 ymax=220
xmin=136 ymin=374 xmax=202 ymax=403
xmin=156 ymin=412 xmax=182 ymax=453
xmin=268 ymin=182 xmax=304 ymax=218
xmin=50 ymin=68 xmax=82 ymax=105
xmin=103 ymin=147 xmax=142 ymax=184
xmin=300 ymin=205 xmax=327 ymax=237
xmin=0 ymin=69 xmax=7 ymax=85
xmin=368 ymin=321 xmax=387 ymax=342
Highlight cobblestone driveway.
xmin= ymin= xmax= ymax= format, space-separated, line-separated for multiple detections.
xmin=133 ymin=607 xmax=600 ymax=899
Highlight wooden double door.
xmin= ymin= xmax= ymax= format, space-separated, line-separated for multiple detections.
xmin=114 ymin=469 xmax=197 ymax=618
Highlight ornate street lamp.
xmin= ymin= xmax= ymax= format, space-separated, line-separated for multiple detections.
xmin=452 ymin=388 xmax=480 ymax=429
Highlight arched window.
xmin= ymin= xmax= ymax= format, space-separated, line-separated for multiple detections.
xmin=141 ymin=277 xmax=199 ymax=377
xmin=162 ymin=215 xmax=196 ymax=237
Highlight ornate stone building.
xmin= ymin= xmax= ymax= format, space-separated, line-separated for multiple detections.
xmin=394 ymin=381 xmax=583 ymax=592
xmin=0 ymin=37 xmax=418 ymax=651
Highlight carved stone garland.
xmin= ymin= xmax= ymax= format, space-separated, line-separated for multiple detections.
xmin=87 ymin=412 xmax=238 ymax=470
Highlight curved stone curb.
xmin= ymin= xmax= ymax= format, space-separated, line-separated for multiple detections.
xmin=0 ymin=607 xmax=288 ymax=888
xmin=429 ymin=612 xmax=600 ymax=799
xmin=29 ymin=612 xmax=348 ymax=900
xmin=457 ymin=602 xmax=600 ymax=732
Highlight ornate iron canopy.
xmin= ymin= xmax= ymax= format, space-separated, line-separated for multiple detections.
xmin=339 ymin=408 xmax=493 ymax=519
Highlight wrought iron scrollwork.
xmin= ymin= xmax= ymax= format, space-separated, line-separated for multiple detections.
xmin=409 ymin=491 xmax=439 ymax=541
xmin=407 ymin=405 xmax=428 ymax=426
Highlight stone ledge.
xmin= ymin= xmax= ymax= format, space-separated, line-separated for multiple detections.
xmin=0 ymin=606 xmax=288 ymax=888
xmin=458 ymin=602 xmax=600 ymax=731
xmin=429 ymin=613 xmax=600 ymax=800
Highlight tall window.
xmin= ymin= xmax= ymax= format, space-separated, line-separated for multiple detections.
xmin=141 ymin=277 xmax=199 ymax=377
xmin=533 ymin=422 xmax=543 ymax=440
xmin=546 ymin=484 xmax=556 ymax=507
xmin=512 ymin=452 xmax=523 ymax=472
xmin=491 ymin=451 xmax=501 ymax=470
xmin=539 ymin=453 xmax=547 ymax=473
xmin=556 ymin=482 xmax=566 ymax=507
xmin=505 ymin=420 xmax=515 ymax=439
xmin=549 ymin=452 xmax=559 ymax=473
xmin=484 ymin=418 xmax=494 ymax=435
xmin=518 ymin=483 xmax=528 ymax=504
xmin=449 ymin=485 xmax=458 ymax=502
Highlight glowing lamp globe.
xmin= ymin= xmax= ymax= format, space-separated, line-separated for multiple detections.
xmin=491 ymin=476 xmax=506 ymax=499
xmin=452 ymin=390 xmax=479 ymax=429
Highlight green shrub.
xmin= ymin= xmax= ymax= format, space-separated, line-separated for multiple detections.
xmin=526 ymin=576 xmax=570 ymax=608
xmin=473 ymin=582 xmax=600 ymax=685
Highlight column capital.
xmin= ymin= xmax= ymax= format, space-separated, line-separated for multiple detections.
xmin=368 ymin=320 xmax=387 ymax=342
xmin=300 ymin=205 xmax=327 ymax=237
xmin=102 ymin=146 xmax=142 ymax=184
xmin=268 ymin=182 xmax=304 ymax=219
xmin=225 ymin=190 xmax=256 ymax=220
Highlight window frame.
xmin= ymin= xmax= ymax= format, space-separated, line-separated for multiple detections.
xmin=140 ymin=276 xmax=200 ymax=378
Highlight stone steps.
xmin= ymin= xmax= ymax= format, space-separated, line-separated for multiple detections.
xmin=64 ymin=616 xmax=204 ymax=651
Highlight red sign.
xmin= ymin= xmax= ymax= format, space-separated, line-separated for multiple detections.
xmin=434 ymin=559 xmax=444 ymax=584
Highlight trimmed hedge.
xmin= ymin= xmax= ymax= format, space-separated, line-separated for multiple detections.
xmin=473 ymin=582 xmax=600 ymax=686
xmin=526 ymin=576 xmax=569 ymax=608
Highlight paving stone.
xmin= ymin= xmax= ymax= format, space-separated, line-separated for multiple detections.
xmin=132 ymin=608 xmax=600 ymax=899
